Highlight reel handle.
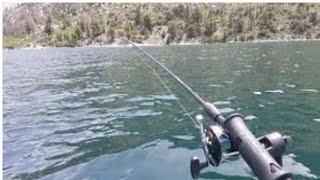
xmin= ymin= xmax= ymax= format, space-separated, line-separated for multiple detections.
xmin=190 ymin=156 xmax=208 ymax=179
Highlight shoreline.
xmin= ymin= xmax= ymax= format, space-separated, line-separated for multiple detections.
xmin=4 ymin=38 xmax=320 ymax=50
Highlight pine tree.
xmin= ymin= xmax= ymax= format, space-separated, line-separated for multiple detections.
xmin=44 ymin=16 xmax=52 ymax=35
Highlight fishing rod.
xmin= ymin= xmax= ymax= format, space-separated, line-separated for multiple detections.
xmin=131 ymin=43 xmax=293 ymax=180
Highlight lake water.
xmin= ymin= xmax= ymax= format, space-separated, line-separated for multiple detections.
xmin=3 ymin=42 xmax=320 ymax=179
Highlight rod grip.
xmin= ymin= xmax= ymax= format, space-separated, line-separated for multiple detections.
xmin=223 ymin=114 xmax=293 ymax=180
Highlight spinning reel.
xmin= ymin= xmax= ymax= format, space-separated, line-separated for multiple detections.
xmin=190 ymin=114 xmax=291 ymax=179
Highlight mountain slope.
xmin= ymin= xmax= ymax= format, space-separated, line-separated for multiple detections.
xmin=3 ymin=3 xmax=320 ymax=48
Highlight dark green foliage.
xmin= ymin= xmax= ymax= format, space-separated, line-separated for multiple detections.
xmin=91 ymin=20 xmax=105 ymax=37
xmin=186 ymin=24 xmax=200 ymax=39
xmin=191 ymin=8 xmax=202 ymax=24
xmin=3 ymin=36 xmax=32 ymax=49
xmin=107 ymin=27 xmax=115 ymax=42
xmin=53 ymin=26 xmax=80 ymax=47
xmin=143 ymin=14 xmax=153 ymax=32
xmin=165 ymin=12 xmax=174 ymax=22
xmin=203 ymin=19 xmax=217 ymax=37
xmin=4 ymin=3 xmax=320 ymax=48
xmin=134 ymin=5 xmax=142 ymax=25
xmin=125 ymin=22 xmax=135 ymax=39
xmin=44 ymin=16 xmax=52 ymax=35
xmin=75 ymin=26 xmax=82 ymax=40
xmin=258 ymin=29 xmax=270 ymax=39
xmin=167 ymin=21 xmax=178 ymax=44
xmin=80 ymin=16 xmax=92 ymax=38
xmin=172 ymin=4 xmax=185 ymax=19
xmin=231 ymin=18 xmax=243 ymax=35
xmin=290 ymin=16 xmax=306 ymax=35
xmin=62 ymin=19 xmax=71 ymax=30
xmin=25 ymin=19 xmax=35 ymax=35
xmin=309 ymin=12 xmax=318 ymax=25
xmin=184 ymin=5 xmax=191 ymax=21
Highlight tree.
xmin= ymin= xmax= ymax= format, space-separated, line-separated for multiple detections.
xmin=79 ymin=16 xmax=91 ymax=38
xmin=75 ymin=26 xmax=82 ymax=40
xmin=165 ymin=12 xmax=174 ymax=22
xmin=309 ymin=12 xmax=318 ymax=25
xmin=167 ymin=21 xmax=178 ymax=44
xmin=25 ymin=19 xmax=35 ymax=35
xmin=184 ymin=5 xmax=191 ymax=22
xmin=172 ymin=4 xmax=185 ymax=19
xmin=134 ymin=5 xmax=141 ymax=26
xmin=107 ymin=27 xmax=115 ymax=42
xmin=125 ymin=22 xmax=135 ymax=40
xmin=62 ymin=19 xmax=71 ymax=30
xmin=231 ymin=18 xmax=243 ymax=35
xmin=91 ymin=20 xmax=104 ymax=37
xmin=204 ymin=19 xmax=217 ymax=37
xmin=143 ymin=14 xmax=153 ymax=32
xmin=186 ymin=24 xmax=195 ymax=39
xmin=44 ymin=15 xmax=52 ymax=35
xmin=191 ymin=8 xmax=202 ymax=24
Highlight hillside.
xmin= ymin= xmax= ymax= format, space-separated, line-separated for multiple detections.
xmin=3 ymin=3 xmax=320 ymax=48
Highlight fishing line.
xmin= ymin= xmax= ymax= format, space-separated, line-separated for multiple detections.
xmin=131 ymin=45 xmax=201 ymax=127
xmin=138 ymin=55 xmax=200 ymax=127
xmin=117 ymin=47 xmax=200 ymax=180
xmin=131 ymin=44 xmax=206 ymax=106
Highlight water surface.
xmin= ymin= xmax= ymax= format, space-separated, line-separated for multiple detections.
xmin=3 ymin=41 xmax=320 ymax=179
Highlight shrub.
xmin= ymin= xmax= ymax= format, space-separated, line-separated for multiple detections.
xmin=91 ymin=21 xmax=105 ymax=37
xmin=191 ymin=8 xmax=202 ymax=24
xmin=107 ymin=27 xmax=116 ymax=42
xmin=62 ymin=19 xmax=71 ymax=30
xmin=3 ymin=36 xmax=31 ymax=49
xmin=75 ymin=26 xmax=82 ymax=39
xmin=143 ymin=14 xmax=153 ymax=32
xmin=172 ymin=4 xmax=185 ymax=19
xmin=53 ymin=26 xmax=79 ymax=47
xmin=25 ymin=19 xmax=35 ymax=35
xmin=246 ymin=33 xmax=255 ymax=41
xmin=186 ymin=24 xmax=200 ymax=39
xmin=306 ymin=31 xmax=312 ymax=39
xmin=309 ymin=12 xmax=318 ymax=25
xmin=166 ymin=20 xmax=185 ymax=44
xmin=204 ymin=19 xmax=217 ymax=37
xmin=117 ymin=29 xmax=126 ymax=37
xmin=79 ymin=16 xmax=91 ymax=37
xmin=134 ymin=5 xmax=141 ymax=25
xmin=257 ymin=29 xmax=270 ymax=39
xmin=167 ymin=21 xmax=178 ymax=43
xmin=124 ymin=22 xmax=135 ymax=39
xmin=165 ymin=12 xmax=174 ymax=22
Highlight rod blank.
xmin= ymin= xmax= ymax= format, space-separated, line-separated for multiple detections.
xmin=131 ymin=43 xmax=223 ymax=123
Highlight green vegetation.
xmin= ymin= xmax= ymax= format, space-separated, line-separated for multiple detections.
xmin=3 ymin=36 xmax=32 ymax=49
xmin=51 ymin=26 xmax=80 ymax=47
xmin=3 ymin=3 xmax=320 ymax=48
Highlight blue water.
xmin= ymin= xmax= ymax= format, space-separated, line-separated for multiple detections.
xmin=3 ymin=42 xmax=320 ymax=179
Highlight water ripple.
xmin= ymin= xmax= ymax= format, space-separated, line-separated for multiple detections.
xmin=4 ymin=44 xmax=320 ymax=179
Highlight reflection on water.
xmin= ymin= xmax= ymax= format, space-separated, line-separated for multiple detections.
xmin=3 ymin=42 xmax=320 ymax=179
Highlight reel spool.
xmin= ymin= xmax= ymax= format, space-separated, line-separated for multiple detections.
xmin=202 ymin=125 xmax=232 ymax=166
xmin=190 ymin=115 xmax=233 ymax=179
